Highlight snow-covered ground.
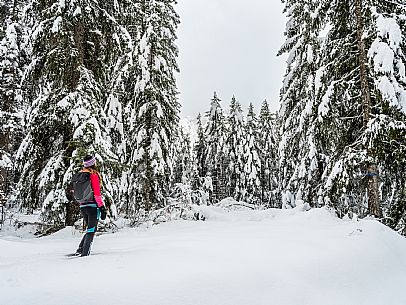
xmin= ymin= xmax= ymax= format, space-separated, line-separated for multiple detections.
xmin=1 ymin=206 xmax=406 ymax=305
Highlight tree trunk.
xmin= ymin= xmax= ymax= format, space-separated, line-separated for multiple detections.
xmin=355 ymin=0 xmax=382 ymax=218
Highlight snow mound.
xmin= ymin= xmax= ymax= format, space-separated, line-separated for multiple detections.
xmin=196 ymin=198 xmax=338 ymax=224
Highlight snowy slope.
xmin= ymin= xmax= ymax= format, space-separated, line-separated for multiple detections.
xmin=1 ymin=206 xmax=406 ymax=305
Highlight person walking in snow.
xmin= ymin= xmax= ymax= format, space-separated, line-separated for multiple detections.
xmin=72 ymin=155 xmax=107 ymax=257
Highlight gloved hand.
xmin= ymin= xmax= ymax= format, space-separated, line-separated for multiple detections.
xmin=100 ymin=206 xmax=107 ymax=220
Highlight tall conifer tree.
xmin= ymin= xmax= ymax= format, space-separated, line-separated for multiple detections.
xmin=242 ymin=103 xmax=261 ymax=204
xmin=104 ymin=0 xmax=138 ymax=209
xmin=0 ymin=0 xmax=26 ymax=204
xmin=124 ymin=0 xmax=180 ymax=216
xmin=224 ymin=96 xmax=245 ymax=200
xmin=15 ymin=0 xmax=125 ymax=223
xmin=316 ymin=0 xmax=406 ymax=220
xmin=258 ymin=100 xmax=279 ymax=207
xmin=278 ymin=0 xmax=323 ymax=208
xmin=204 ymin=92 xmax=227 ymax=203
xmin=173 ymin=127 xmax=193 ymax=184
xmin=279 ymin=0 xmax=406 ymax=225
xmin=194 ymin=112 xmax=206 ymax=185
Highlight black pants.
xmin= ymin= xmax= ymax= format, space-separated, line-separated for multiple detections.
xmin=77 ymin=206 xmax=99 ymax=256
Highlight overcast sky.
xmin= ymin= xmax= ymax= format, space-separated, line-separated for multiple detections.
xmin=175 ymin=0 xmax=287 ymax=118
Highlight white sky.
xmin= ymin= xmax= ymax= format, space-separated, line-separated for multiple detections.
xmin=175 ymin=0 xmax=287 ymax=118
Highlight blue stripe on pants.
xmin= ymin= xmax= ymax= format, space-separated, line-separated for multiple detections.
xmin=87 ymin=227 xmax=96 ymax=233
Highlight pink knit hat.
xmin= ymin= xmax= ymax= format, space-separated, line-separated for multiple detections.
xmin=83 ymin=155 xmax=96 ymax=168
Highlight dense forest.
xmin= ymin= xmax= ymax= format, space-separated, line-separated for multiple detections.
xmin=0 ymin=0 xmax=405 ymax=234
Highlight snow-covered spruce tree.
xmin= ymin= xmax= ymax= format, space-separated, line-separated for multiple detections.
xmin=241 ymin=103 xmax=261 ymax=204
xmin=194 ymin=112 xmax=206 ymax=183
xmin=224 ymin=96 xmax=245 ymax=201
xmin=173 ymin=126 xmax=193 ymax=185
xmin=278 ymin=0 xmax=324 ymax=208
xmin=203 ymin=92 xmax=227 ymax=204
xmin=15 ymin=0 xmax=125 ymax=224
xmin=123 ymin=0 xmax=180 ymax=217
xmin=315 ymin=0 xmax=406 ymax=220
xmin=364 ymin=1 xmax=406 ymax=226
xmin=312 ymin=0 xmax=363 ymax=215
xmin=103 ymin=1 xmax=139 ymax=212
xmin=0 ymin=0 xmax=27 ymax=205
xmin=258 ymin=100 xmax=280 ymax=207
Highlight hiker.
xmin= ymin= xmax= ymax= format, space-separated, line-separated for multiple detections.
xmin=72 ymin=155 xmax=107 ymax=257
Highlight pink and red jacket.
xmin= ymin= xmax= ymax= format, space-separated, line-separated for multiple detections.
xmin=90 ymin=173 xmax=104 ymax=207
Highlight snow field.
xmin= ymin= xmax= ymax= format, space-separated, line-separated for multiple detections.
xmin=1 ymin=207 xmax=406 ymax=305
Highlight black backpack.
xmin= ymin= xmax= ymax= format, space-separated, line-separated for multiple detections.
xmin=71 ymin=172 xmax=94 ymax=204
xmin=65 ymin=182 xmax=75 ymax=203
